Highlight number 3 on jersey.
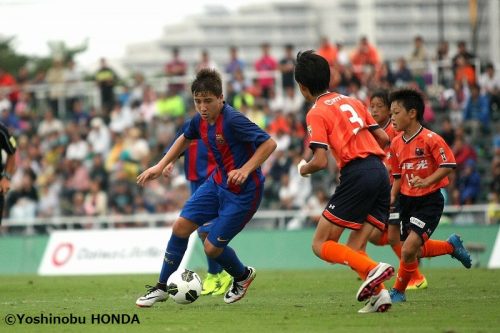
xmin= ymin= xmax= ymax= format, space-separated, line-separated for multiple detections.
xmin=340 ymin=104 xmax=364 ymax=135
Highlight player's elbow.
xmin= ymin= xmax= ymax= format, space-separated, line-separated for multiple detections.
xmin=268 ymin=138 xmax=278 ymax=152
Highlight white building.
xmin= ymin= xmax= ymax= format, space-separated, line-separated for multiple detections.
xmin=123 ymin=0 xmax=500 ymax=77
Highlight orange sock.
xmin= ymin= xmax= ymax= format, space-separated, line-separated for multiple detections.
xmin=420 ymin=240 xmax=453 ymax=258
xmin=321 ymin=241 xmax=378 ymax=279
xmin=412 ymin=267 xmax=424 ymax=280
xmin=377 ymin=230 xmax=389 ymax=246
xmin=357 ymin=250 xmax=385 ymax=292
xmin=393 ymin=260 xmax=418 ymax=293
xmin=391 ymin=243 xmax=402 ymax=258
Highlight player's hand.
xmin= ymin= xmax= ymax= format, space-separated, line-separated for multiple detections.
xmin=297 ymin=159 xmax=310 ymax=177
xmin=409 ymin=175 xmax=429 ymax=188
xmin=0 ymin=178 xmax=10 ymax=194
xmin=162 ymin=163 xmax=175 ymax=178
xmin=227 ymin=168 xmax=249 ymax=186
xmin=137 ymin=165 xmax=162 ymax=186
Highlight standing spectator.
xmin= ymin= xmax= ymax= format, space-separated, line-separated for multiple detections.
xmin=45 ymin=57 xmax=66 ymax=116
xmin=317 ymin=36 xmax=337 ymax=66
xmin=64 ymin=59 xmax=84 ymax=113
xmin=95 ymin=58 xmax=118 ymax=116
xmin=0 ymin=66 xmax=18 ymax=106
xmin=225 ymin=46 xmax=245 ymax=79
xmin=350 ymin=36 xmax=381 ymax=80
xmin=195 ymin=49 xmax=218 ymax=73
xmin=435 ymin=40 xmax=453 ymax=87
xmin=165 ymin=47 xmax=187 ymax=95
xmin=254 ymin=42 xmax=278 ymax=99
xmin=279 ymin=44 xmax=297 ymax=91
xmin=408 ymin=35 xmax=428 ymax=89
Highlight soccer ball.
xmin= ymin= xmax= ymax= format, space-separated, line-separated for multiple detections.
xmin=167 ymin=269 xmax=202 ymax=304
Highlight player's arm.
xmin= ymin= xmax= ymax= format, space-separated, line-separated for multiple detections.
xmin=137 ymin=134 xmax=191 ymax=186
xmin=298 ymin=147 xmax=328 ymax=177
xmin=371 ymin=127 xmax=390 ymax=150
xmin=390 ymin=177 xmax=401 ymax=206
xmin=227 ymin=137 xmax=277 ymax=185
xmin=408 ymin=167 xmax=452 ymax=189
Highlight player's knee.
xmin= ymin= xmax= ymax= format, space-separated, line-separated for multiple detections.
xmin=400 ymin=247 xmax=417 ymax=263
xmin=197 ymin=231 xmax=208 ymax=241
xmin=312 ymin=241 xmax=323 ymax=258
xmin=204 ymin=242 xmax=223 ymax=258
xmin=172 ymin=218 xmax=197 ymax=238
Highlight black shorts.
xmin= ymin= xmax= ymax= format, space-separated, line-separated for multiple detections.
xmin=322 ymin=156 xmax=390 ymax=231
xmin=399 ymin=190 xmax=444 ymax=242
xmin=388 ymin=194 xmax=401 ymax=226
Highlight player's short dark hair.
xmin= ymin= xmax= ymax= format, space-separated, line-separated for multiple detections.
xmin=370 ymin=89 xmax=390 ymax=107
xmin=389 ymin=88 xmax=424 ymax=122
xmin=294 ymin=50 xmax=330 ymax=96
xmin=191 ymin=68 xmax=223 ymax=97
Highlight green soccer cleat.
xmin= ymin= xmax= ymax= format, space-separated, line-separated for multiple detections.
xmin=212 ymin=271 xmax=233 ymax=296
xmin=407 ymin=275 xmax=428 ymax=291
xmin=201 ymin=273 xmax=219 ymax=296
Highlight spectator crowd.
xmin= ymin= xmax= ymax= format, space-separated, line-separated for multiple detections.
xmin=0 ymin=35 xmax=499 ymax=233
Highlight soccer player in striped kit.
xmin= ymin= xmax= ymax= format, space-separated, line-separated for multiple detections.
xmin=136 ymin=69 xmax=276 ymax=307
xmin=162 ymin=122 xmax=232 ymax=296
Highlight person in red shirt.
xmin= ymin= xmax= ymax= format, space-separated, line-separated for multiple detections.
xmin=254 ymin=43 xmax=278 ymax=99
xmin=387 ymin=89 xmax=472 ymax=304
xmin=295 ymin=50 xmax=394 ymax=313
xmin=366 ymin=90 xmax=428 ymax=290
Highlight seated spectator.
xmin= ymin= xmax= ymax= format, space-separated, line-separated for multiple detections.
xmin=393 ymin=57 xmax=413 ymax=86
xmin=454 ymin=55 xmax=476 ymax=87
xmin=463 ymin=83 xmax=490 ymax=136
xmin=453 ymin=159 xmax=481 ymax=205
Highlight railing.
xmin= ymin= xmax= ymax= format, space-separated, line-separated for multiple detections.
xmin=1 ymin=204 xmax=498 ymax=236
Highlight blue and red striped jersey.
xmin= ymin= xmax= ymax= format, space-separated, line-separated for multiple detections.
xmin=165 ymin=121 xmax=217 ymax=183
xmin=184 ymin=103 xmax=271 ymax=194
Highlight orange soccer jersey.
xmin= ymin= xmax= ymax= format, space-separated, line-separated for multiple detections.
xmin=306 ymin=92 xmax=385 ymax=170
xmin=388 ymin=126 xmax=456 ymax=196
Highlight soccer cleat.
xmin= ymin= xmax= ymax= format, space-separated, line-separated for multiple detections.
xmin=358 ymin=289 xmax=392 ymax=313
xmin=201 ymin=273 xmax=219 ymax=296
xmin=136 ymin=285 xmax=168 ymax=307
xmin=224 ymin=267 xmax=256 ymax=304
xmin=447 ymin=234 xmax=472 ymax=269
xmin=389 ymin=288 xmax=407 ymax=303
xmin=212 ymin=271 xmax=233 ymax=296
xmin=356 ymin=263 xmax=395 ymax=302
xmin=407 ymin=275 xmax=428 ymax=290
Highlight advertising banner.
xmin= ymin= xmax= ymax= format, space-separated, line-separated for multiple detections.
xmin=38 ymin=228 xmax=197 ymax=275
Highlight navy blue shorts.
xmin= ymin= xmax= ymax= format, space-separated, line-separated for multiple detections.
xmin=322 ymin=155 xmax=390 ymax=231
xmin=388 ymin=194 xmax=401 ymax=226
xmin=399 ymin=190 xmax=444 ymax=243
xmin=181 ymin=178 xmax=263 ymax=248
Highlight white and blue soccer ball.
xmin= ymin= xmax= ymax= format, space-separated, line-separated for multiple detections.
xmin=167 ymin=269 xmax=202 ymax=304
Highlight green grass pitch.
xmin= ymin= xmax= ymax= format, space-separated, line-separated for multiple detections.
xmin=1 ymin=268 xmax=499 ymax=333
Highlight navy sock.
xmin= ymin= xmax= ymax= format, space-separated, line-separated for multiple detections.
xmin=213 ymin=246 xmax=245 ymax=278
xmin=158 ymin=234 xmax=189 ymax=284
xmin=197 ymin=233 xmax=223 ymax=274
xmin=207 ymin=257 xmax=223 ymax=275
